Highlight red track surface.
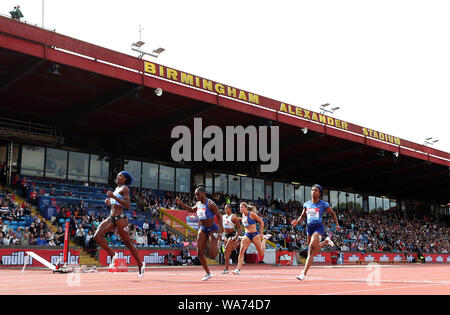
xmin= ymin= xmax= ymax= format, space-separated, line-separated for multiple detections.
xmin=1 ymin=264 xmax=449 ymax=295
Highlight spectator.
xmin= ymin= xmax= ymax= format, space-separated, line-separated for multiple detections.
xmin=166 ymin=251 xmax=175 ymax=266
xmin=45 ymin=231 xmax=54 ymax=246
xmin=36 ymin=232 xmax=47 ymax=246
xmin=147 ymin=231 xmax=157 ymax=246
xmin=74 ymin=224 xmax=85 ymax=246
xmin=84 ymin=230 xmax=94 ymax=249
xmin=142 ymin=220 xmax=149 ymax=232
xmin=136 ymin=232 xmax=147 ymax=246
xmin=21 ymin=232 xmax=30 ymax=246
xmin=54 ymin=227 xmax=64 ymax=246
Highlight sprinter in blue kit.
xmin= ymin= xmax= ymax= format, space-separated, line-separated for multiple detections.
xmin=292 ymin=184 xmax=340 ymax=281
xmin=176 ymin=184 xmax=223 ymax=281
xmin=232 ymin=202 xmax=271 ymax=275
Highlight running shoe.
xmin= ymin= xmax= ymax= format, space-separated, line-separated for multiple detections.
xmin=296 ymin=273 xmax=306 ymax=281
xmin=108 ymin=252 xmax=118 ymax=268
xmin=222 ymin=269 xmax=228 ymax=274
xmin=232 ymin=268 xmax=240 ymax=275
xmin=138 ymin=262 xmax=146 ymax=278
xmin=325 ymin=236 xmax=334 ymax=247
xmin=201 ymin=273 xmax=213 ymax=281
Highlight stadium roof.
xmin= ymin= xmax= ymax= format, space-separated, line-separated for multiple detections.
xmin=0 ymin=16 xmax=449 ymax=204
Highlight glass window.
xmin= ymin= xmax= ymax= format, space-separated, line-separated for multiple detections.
xmin=304 ymin=186 xmax=312 ymax=202
xmin=330 ymin=190 xmax=338 ymax=209
xmin=142 ymin=162 xmax=158 ymax=189
xmin=285 ymin=184 xmax=294 ymax=202
xmin=347 ymin=193 xmax=355 ymax=210
xmin=214 ymin=173 xmax=227 ymax=194
xmin=390 ymin=199 xmax=397 ymax=211
xmin=228 ymin=175 xmax=240 ymax=197
xmin=194 ymin=173 xmax=204 ymax=188
xmin=205 ymin=172 xmax=213 ymax=194
xmin=295 ymin=185 xmax=304 ymax=204
xmin=45 ymin=148 xmax=67 ymax=179
xmin=322 ymin=189 xmax=329 ymax=203
xmin=376 ymin=197 xmax=383 ymax=211
xmin=383 ymin=198 xmax=390 ymax=211
xmin=355 ymin=194 xmax=363 ymax=211
xmin=265 ymin=181 xmax=272 ymax=200
xmin=241 ymin=177 xmax=253 ymax=200
xmin=68 ymin=151 xmax=89 ymax=182
xmin=21 ymin=146 xmax=45 ymax=176
xmin=338 ymin=191 xmax=347 ymax=209
xmin=89 ymin=155 xmax=109 ymax=184
xmin=369 ymin=196 xmax=376 ymax=212
xmin=176 ymin=168 xmax=190 ymax=193
xmin=124 ymin=160 xmax=142 ymax=188
xmin=253 ymin=178 xmax=264 ymax=200
xmin=273 ymin=182 xmax=284 ymax=202
xmin=159 ymin=165 xmax=174 ymax=191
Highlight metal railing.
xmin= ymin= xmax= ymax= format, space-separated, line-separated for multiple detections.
xmin=0 ymin=117 xmax=64 ymax=144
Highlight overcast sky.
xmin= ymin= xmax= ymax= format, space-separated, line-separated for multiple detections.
xmin=3 ymin=0 xmax=449 ymax=153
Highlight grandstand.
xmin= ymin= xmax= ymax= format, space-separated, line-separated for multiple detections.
xmin=0 ymin=14 xmax=449 ymax=270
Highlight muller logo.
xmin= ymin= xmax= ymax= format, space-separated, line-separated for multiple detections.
xmin=1 ymin=251 xmax=29 ymax=266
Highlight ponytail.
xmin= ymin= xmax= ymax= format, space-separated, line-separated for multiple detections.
xmin=240 ymin=202 xmax=258 ymax=214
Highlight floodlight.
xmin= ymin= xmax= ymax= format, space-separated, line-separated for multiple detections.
xmin=319 ymin=103 xmax=340 ymax=115
xmin=424 ymin=137 xmax=439 ymax=146
xmin=154 ymin=88 xmax=163 ymax=96
xmin=152 ymin=47 xmax=165 ymax=55
xmin=132 ymin=41 xmax=145 ymax=48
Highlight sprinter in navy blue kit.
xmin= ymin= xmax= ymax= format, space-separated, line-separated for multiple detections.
xmin=232 ymin=202 xmax=271 ymax=275
xmin=292 ymin=184 xmax=340 ymax=280
xmin=176 ymin=185 xmax=223 ymax=281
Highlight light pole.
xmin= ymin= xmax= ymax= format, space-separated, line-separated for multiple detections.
xmin=131 ymin=25 xmax=165 ymax=59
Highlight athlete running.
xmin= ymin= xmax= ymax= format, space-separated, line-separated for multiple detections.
xmin=292 ymin=184 xmax=340 ymax=280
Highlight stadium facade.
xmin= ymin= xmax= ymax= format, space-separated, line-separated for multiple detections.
xmin=0 ymin=15 xmax=449 ymax=222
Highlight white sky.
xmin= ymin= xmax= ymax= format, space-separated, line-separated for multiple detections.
xmin=3 ymin=0 xmax=450 ymax=153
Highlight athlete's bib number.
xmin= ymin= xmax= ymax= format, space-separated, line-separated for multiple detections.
xmin=306 ymin=208 xmax=320 ymax=220
xmin=197 ymin=204 xmax=207 ymax=220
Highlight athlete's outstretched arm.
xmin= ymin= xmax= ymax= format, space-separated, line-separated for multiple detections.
xmin=175 ymin=197 xmax=197 ymax=213
xmin=208 ymin=200 xmax=223 ymax=235
xmin=292 ymin=208 xmax=306 ymax=227
xmin=232 ymin=216 xmax=242 ymax=240
xmin=325 ymin=207 xmax=341 ymax=232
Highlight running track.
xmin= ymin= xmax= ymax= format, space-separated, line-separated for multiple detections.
xmin=1 ymin=264 xmax=449 ymax=295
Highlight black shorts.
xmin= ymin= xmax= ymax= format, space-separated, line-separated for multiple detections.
xmin=109 ymin=213 xmax=127 ymax=226
xmin=225 ymin=232 xmax=237 ymax=239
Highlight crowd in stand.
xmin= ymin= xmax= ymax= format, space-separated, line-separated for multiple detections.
xmin=1 ymin=176 xmax=449 ymax=255
xmin=130 ymin=189 xmax=449 ymax=254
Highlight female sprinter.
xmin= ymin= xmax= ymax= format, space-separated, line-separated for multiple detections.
xmin=221 ymin=204 xmax=242 ymax=274
xmin=175 ymin=185 xmax=223 ymax=281
xmin=232 ymin=202 xmax=271 ymax=275
xmin=292 ymin=184 xmax=340 ymax=280
xmin=94 ymin=171 xmax=145 ymax=278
